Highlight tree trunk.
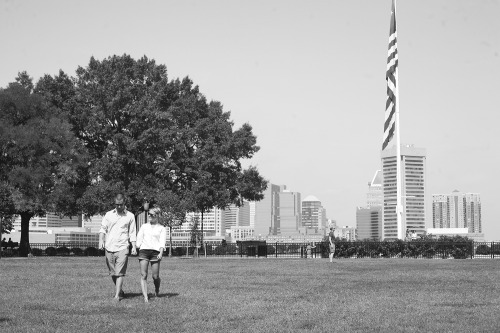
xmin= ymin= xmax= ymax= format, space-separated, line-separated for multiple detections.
xmin=169 ymin=226 xmax=173 ymax=258
xmin=19 ymin=212 xmax=34 ymax=257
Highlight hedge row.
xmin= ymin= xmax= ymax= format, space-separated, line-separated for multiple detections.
xmin=320 ymin=240 xmax=474 ymax=259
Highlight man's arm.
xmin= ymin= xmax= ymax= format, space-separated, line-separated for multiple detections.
xmin=129 ymin=214 xmax=137 ymax=255
xmin=99 ymin=233 xmax=106 ymax=250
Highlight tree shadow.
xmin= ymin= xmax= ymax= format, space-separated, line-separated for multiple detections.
xmin=0 ymin=318 xmax=11 ymax=323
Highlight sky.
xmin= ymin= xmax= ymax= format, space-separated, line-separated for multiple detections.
xmin=1 ymin=0 xmax=499 ymax=239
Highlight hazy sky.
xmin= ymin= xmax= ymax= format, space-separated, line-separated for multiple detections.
xmin=1 ymin=0 xmax=499 ymax=239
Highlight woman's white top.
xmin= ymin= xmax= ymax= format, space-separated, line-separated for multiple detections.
xmin=136 ymin=223 xmax=167 ymax=251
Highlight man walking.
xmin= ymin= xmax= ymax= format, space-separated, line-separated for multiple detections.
xmin=99 ymin=193 xmax=137 ymax=301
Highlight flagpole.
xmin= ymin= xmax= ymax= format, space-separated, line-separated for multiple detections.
xmin=394 ymin=0 xmax=403 ymax=240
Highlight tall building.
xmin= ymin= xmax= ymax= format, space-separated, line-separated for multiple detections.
xmin=381 ymin=144 xmax=426 ymax=240
xmin=356 ymin=170 xmax=383 ymax=240
xmin=367 ymin=170 xmax=383 ymax=208
xmin=249 ymin=202 xmax=256 ymax=228
xmin=223 ymin=202 xmax=250 ymax=234
xmin=432 ymin=191 xmax=481 ymax=233
xmin=254 ymin=184 xmax=281 ymax=237
xmin=356 ymin=207 xmax=382 ymax=240
xmin=277 ymin=190 xmax=301 ymax=235
xmin=301 ymin=195 xmax=327 ymax=230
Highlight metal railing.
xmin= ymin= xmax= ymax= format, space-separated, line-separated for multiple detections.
xmin=2 ymin=241 xmax=500 ymax=259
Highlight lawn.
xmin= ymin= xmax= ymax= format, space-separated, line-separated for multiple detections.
xmin=1 ymin=257 xmax=499 ymax=332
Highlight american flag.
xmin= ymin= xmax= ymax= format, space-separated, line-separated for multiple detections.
xmin=382 ymin=0 xmax=398 ymax=150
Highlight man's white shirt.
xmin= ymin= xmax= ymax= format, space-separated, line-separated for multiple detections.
xmin=99 ymin=209 xmax=137 ymax=252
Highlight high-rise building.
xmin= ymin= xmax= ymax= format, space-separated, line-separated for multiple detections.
xmin=277 ymin=190 xmax=301 ymax=235
xmin=367 ymin=170 xmax=383 ymax=208
xmin=432 ymin=191 xmax=481 ymax=233
xmin=356 ymin=207 xmax=382 ymax=240
xmin=381 ymin=144 xmax=426 ymax=240
xmin=224 ymin=205 xmax=239 ymax=230
xmin=249 ymin=202 xmax=256 ymax=228
xmin=223 ymin=202 xmax=250 ymax=234
xmin=254 ymin=184 xmax=281 ymax=237
xmin=356 ymin=170 xmax=383 ymax=240
xmin=301 ymin=195 xmax=327 ymax=230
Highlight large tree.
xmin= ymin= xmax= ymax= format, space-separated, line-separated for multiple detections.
xmin=38 ymin=55 xmax=267 ymax=219
xmin=0 ymin=73 xmax=88 ymax=256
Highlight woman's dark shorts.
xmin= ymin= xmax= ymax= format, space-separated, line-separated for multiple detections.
xmin=138 ymin=249 xmax=161 ymax=262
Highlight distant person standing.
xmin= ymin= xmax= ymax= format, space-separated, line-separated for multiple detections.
xmin=99 ymin=193 xmax=137 ymax=301
xmin=306 ymin=242 xmax=316 ymax=259
xmin=411 ymin=230 xmax=417 ymax=241
xmin=328 ymin=228 xmax=336 ymax=263
xmin=136 ymin=208 xmax=167 ymax=303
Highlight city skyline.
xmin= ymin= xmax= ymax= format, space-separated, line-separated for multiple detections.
xmin=1 ymin=1 xmax=499 ymax=238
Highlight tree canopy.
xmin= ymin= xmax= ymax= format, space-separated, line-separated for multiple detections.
xmin=37 ymin=54 xmax=267 ymax=215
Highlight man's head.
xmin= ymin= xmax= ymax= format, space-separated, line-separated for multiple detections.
xmin=114 ymin=193 xmax=126 ymax=213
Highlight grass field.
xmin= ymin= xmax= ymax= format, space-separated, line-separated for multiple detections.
xmin=1 ymin=257 xmax=500 ymax=333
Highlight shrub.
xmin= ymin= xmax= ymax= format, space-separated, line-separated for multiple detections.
xmin=45 ymin=247 xmax=57 ymax=256
xmin=31 ymin=248 xmax=43 ymax=256
xmin=475 ymin=244 xmax=490 ymax=255
xmin=56 ymin=246 xmax=70 ymax=256
xmin=71 ymin=247 xmax=84 ymax=256
xmin=84 ymin=246 xmax=99 ymax=256
xmin=172 ymin=247 xmax=186 ymax=256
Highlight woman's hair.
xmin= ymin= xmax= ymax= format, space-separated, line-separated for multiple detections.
xmin=148 ymin=207 xmax=161 ymax=215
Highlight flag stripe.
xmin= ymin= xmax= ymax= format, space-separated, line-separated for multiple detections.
xmin=382 ymin=0 xmax=398 ymax=151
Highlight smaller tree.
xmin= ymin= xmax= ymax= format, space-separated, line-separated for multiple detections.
xmin=190 ymin=215 xmax=203 ymax=257
xmin=154 ymin=191 xmax=190 ymax=257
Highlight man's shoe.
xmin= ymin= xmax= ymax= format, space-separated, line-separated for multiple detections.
xmin=119 ymin=290 xmax=125 ymax=298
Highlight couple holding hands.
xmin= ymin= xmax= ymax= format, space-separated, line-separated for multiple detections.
xmin=99 ymin=193 xmax=167 ymax=303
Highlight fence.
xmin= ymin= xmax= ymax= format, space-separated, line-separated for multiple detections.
xmin=2 ymin=241 xmax=500 ymax=259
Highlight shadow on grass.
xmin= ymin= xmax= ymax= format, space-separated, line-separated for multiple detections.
xmin=0 ymin=318 xmax=11 ymax=323
xmin=123 ymin=292 xmax=180 ymax=299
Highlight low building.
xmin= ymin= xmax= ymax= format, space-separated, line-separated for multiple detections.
xmin=227 ymin=226 xmax=254 ymax=242
xmin=426 ymin=228 xmax=485 ymax=242
xmin=8 ymin=227 xmax=98 ymax=245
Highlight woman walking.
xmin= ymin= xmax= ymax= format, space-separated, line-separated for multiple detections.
xmin=136 ymin=208 xmax=167 ymax=303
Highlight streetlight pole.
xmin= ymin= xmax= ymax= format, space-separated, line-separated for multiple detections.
xmin=143 ymin=202 xmax=150 ymax=226
xmin=0 ymin=217 xmax=3 ymax=259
